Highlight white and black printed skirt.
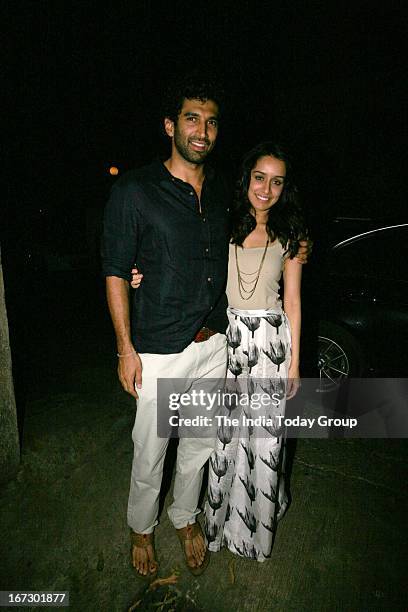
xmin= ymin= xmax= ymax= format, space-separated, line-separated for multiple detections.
xmin=204 ymin=306 xmax=292 ymax=561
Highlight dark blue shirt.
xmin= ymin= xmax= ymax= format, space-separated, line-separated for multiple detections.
xmin=102 ymin=159 xmax=230 ymax=354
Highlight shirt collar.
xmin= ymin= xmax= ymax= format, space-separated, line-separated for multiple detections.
xmin=153 ymin=157 xmax=216 ymax=187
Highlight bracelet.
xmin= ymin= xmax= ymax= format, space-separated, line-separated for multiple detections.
xmin=117 ymin=350 xmax=136 ymax=358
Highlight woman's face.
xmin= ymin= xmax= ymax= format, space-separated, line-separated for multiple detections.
xmin=247 ymin=155 xmax=286 ymax=214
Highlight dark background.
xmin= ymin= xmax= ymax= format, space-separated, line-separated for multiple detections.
xmin=4 ymin=1 xmax=406 ymax=255
xmin=2 ymin=1 xmax=406 ymax=405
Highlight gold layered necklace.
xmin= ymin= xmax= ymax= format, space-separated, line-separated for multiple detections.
xmin=235 ymin=239 xmax=269 ymax=300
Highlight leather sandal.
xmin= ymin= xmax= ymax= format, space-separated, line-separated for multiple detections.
xmin=176 ymin=522 xmax=210 ymax=576
xmin=130 ymin=530 xmax=159 ymax=579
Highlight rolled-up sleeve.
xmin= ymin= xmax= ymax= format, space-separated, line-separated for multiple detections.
xmin=101 ymin=182 xmax=140 ymax=280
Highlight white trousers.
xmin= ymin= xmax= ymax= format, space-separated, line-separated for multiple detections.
xmin=127 ymin=333 xmax=227 ymax=533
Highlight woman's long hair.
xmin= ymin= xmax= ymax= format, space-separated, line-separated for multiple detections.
xmin=230 ymin=142 xmax=308 ymax=257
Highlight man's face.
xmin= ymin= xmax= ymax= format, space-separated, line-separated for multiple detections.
xmin=164 ymin=98 xmax=219 ymax=164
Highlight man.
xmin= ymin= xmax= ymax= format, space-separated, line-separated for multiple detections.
xmin=102 ymin=75 xmax=231 ymax=576
xmin=102 ymin=74 xmax=309 ymax=577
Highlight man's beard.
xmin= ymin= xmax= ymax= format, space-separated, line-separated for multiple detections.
xmin=173 ymin=130 xmax=211 ymax=165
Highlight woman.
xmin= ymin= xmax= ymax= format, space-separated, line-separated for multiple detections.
xmin=203 ymin=142 xmax=305 ymax=562
xmin=131 ymin=142 xmax=306 ymax=563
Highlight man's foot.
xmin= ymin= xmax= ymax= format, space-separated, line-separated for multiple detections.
xmin=130 ymin=531 xmax=159 ymax=578
xmin=176 ymin=522 xmax=209 ymax=575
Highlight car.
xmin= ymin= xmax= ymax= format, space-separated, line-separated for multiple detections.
xmin=312 ymin=221 xmax=408 ymax=391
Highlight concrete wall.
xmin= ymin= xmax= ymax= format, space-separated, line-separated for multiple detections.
xmin=0 ymin=245 xmax=20 ymax=482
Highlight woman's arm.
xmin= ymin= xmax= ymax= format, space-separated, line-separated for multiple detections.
xmin=283 ymin=257 xmax=302 ymax=398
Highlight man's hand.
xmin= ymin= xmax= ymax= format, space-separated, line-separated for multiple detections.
xmin=105 ymin=275 xmax=142 ymax=399
xmin=118 ymin=351 xmax=143 ymax=399
xmin=131 ymin=266 xmax=143 ymax=289
xmin=295 ymin=238 xmax=313 ymax=264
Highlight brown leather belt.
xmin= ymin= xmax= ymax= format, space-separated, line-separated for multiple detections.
xmin=194 ymin=327 xmax=217 ymax=343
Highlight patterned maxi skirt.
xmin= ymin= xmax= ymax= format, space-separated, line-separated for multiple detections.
xmin=204 ymin=306 xmax=292 ymax=562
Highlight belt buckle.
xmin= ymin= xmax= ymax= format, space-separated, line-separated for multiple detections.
xmin=194 ymin=326 xmax=211 ymax=343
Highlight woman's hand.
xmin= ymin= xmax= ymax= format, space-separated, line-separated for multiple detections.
xmin=286 ymin=364 xmax=301 ymax=400
xmin=130 ymin=266 xmax=143 ymax=289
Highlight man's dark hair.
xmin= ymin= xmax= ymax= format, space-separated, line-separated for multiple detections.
xmin=162 ymin=71 xmax=225 ymax=123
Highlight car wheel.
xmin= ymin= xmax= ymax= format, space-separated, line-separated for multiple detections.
xmin=317 ymin=322 xmax=365 ymax=392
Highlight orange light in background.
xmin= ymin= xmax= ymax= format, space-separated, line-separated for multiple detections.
xmin=109 ymin=166 xmax=119 ymax=176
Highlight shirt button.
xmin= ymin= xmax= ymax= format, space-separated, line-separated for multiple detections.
xmin=207 ymin=277 xmax=212 ymax=282
xmin=189 ymin=191 xmax=194 ymax=196
xmin=202 ymin=217 xmax=206 ymax=222
xmin=205 ymin=248 xmax=209 ymax=253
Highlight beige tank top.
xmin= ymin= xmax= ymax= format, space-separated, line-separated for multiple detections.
xmin=226 ymin=241 xmax=286 ymax=310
